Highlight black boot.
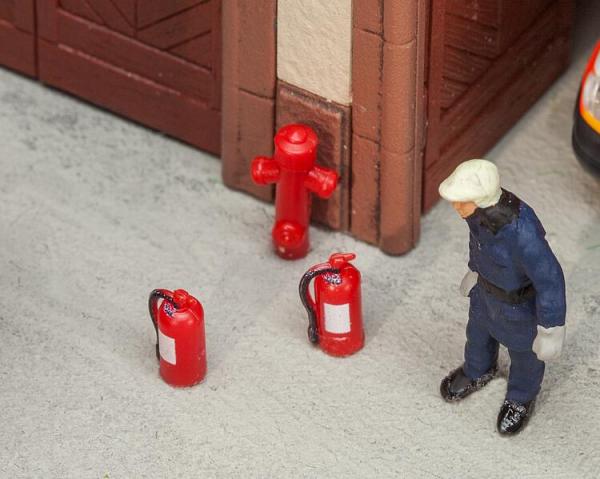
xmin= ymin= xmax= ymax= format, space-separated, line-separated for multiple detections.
xmin=440 ymin=365 xmax=497 ymax=402
xmin=497 ymin=399 xmax=535 ymax=435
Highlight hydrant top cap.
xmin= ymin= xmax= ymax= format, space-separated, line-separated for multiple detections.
xmin=276 ymin=124 xmax=318 ymax=152
xmin=288 ymin=127 xmax=307 ymax=144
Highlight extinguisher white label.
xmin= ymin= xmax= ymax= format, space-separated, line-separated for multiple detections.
xmin=158 ymin=330 xmax=176 ymax=365
xmin=323 ymin=303 xmax=351 ymax=334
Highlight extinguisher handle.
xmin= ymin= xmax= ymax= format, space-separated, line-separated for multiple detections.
xmin=299 ymin=265 xmax=339 ymax=345
xmin=148 ymin=289 xmax=174 ymax=360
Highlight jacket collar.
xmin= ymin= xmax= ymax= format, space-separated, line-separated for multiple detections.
xmin=466 ymin=189 xmax=521 ymax=235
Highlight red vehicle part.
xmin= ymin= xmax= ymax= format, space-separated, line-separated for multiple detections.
xmin=300 ymin=253 xmax=364 ymax=357
xmin=579 ymin=40 xmax=600 ymax=134
xmin=149 ymin=289 xmax=206 ymax=387
xmin=251 ymin=124 xmax=338 ymax=260
xmin=573 ymin=40 xmax=600 ymax=174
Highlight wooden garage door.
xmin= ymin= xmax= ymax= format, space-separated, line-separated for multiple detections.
xmin=423 ymin=0 xmax=572 ymax=210
xmin=0 ymin=1 xmax=36 ymax=77
xmin=36 ymin=0 xmax=222 ymax=154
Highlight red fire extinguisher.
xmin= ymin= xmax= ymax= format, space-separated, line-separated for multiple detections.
xmin=299 ymin=253 xmax=364 ymax=356
xmin=148 ymin=288 xmax=206 ymax=387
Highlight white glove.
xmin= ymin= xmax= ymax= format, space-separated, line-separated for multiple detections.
xmin=532 ymin=325 xmax=565 ymax=361
xmin=459 ymin=270 xmax=478 ymax=297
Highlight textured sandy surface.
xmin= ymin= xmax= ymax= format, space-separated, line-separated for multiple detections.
xmin=2 ymin=7 xmax=600 ymax=479
xmin=277 ymin=0 xmax=352 ymax=104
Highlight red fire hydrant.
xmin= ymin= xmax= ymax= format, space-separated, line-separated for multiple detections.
xmin=251 ymin=124 xmax=338 ymax=259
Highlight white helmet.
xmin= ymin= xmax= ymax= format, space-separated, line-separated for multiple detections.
xmin=438 ymin=159 xmax=502 ymax=208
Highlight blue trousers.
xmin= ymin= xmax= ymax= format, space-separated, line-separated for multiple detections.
xmin=463 ymin=289 xmax=545 ymax=403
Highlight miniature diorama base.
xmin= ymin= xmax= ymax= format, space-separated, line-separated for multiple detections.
xmin=1 ymin=2 xmax=600 ymax=476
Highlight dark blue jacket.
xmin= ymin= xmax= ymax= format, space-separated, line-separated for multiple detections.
xmin=466 ymin=192 xmax=566 ymax=346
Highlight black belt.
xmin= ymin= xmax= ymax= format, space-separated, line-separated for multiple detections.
xmin=477 ymin=275 xmax=535 ymax=304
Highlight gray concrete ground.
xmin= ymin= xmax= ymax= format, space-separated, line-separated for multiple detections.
xmin=1 ymin=5 xmax=600 ymax=478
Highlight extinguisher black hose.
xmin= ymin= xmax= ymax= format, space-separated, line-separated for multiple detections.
xmin=148 ymin=289 xmax=180 ymax=360
xmin=299 ymin=267 xmax=339 ymax=344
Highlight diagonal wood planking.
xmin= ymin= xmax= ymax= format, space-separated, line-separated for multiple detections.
xmin=35 ymin=0 xmax=221 ymax=153
xmin=111 ymin=0 xmax=135 ymax=26
xmin=137 ymin=1 xmax=212 ymax=50
xmin=440 ymin=2 xmax=560 ymax=145
xmin=446 ymin=0 xmax=499 ymax=27
xmin=423 ymin=0 xmax=573 ymax=210
xmin=169 ymin=33 xmax=212 ymax=68
xmin=85 ymin=0 xmax=134 ymax=36
xmin=57 ymin=10 xmax=214 ymax=100
xmin=60 ymin=0 xmax=105 ymax=25
xmin=441 ymin=77 xmax=468 ymax=110
xmin=442 ymin=46 xmax=491 ymax=86
xmin=137 ymin=0 xmax=206 ymax=28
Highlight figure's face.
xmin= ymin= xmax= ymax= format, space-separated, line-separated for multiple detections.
xmin=451 ymin=201 xmax=477 ymax=218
